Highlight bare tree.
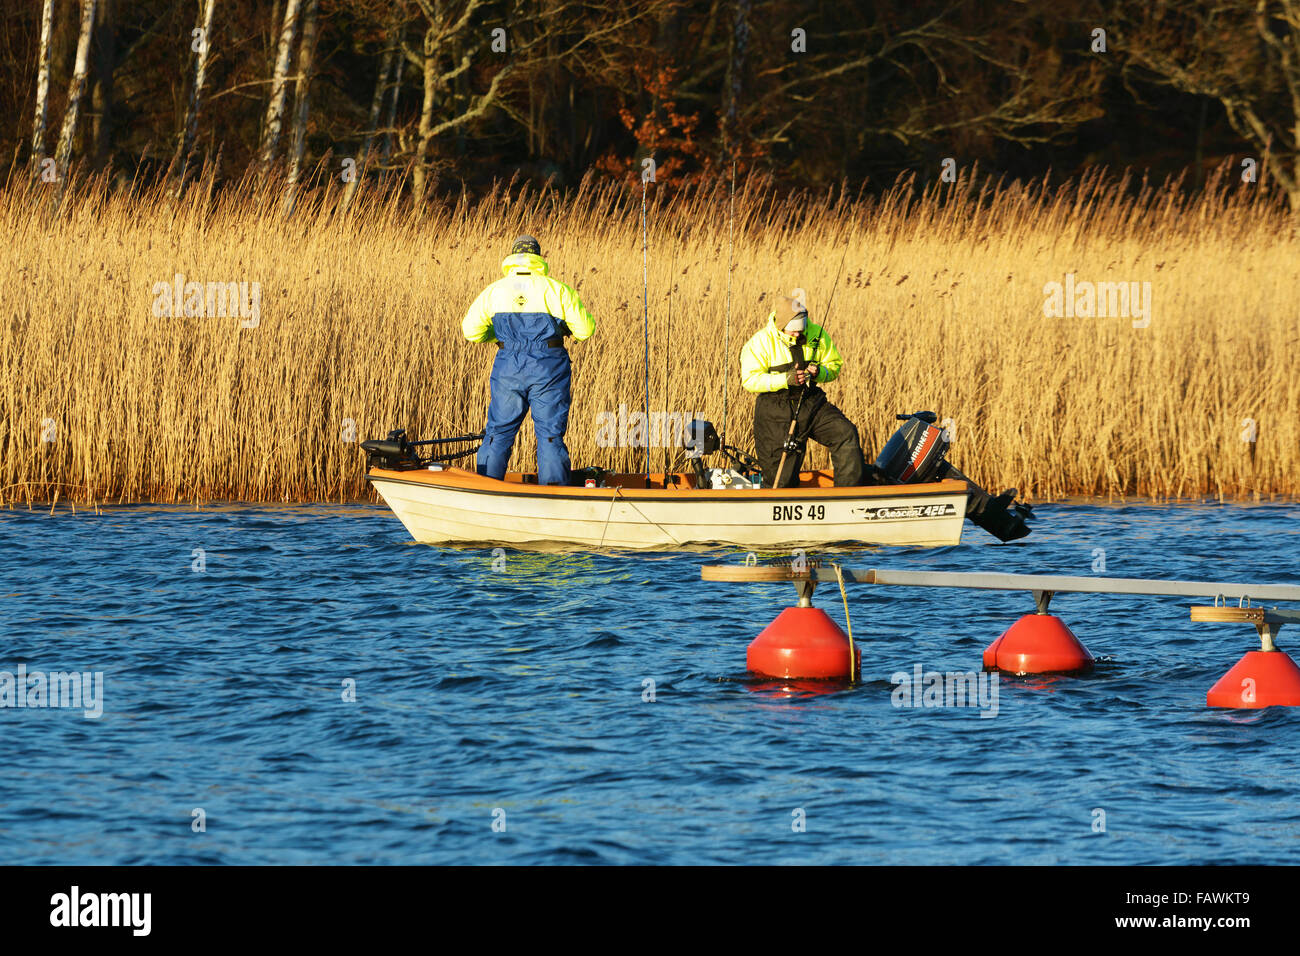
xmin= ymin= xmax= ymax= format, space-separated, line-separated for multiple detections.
xmin=283 ymin=0 xmax=321 ymax=214
xmin=730 ymin=4 xmax=1105 ymax=163
xmin=89 ymin=0 xmax=115 ymax=169
xmin=30 ymin=0 xmax=55 ymax=178
xmin=723 ymin=0 xmax=750 ymax=162
xmin=1117 ymin=1 xmax=1300 ymax=210
xmin=408 ymin=0 xmax=497 ymax=207
xmin=343 ymin=2 xmax=402 ymax=209
xmin=54 ymin=0 xmax=98 ymax=181
xmin=381 ymin=55 xmax=405 ymax=169
xmin=174 ymin=0 xmax=219 ymax=180
xmin=403 ymin=0 xmax=664 ymax=207
xmin=259 ymin=0 xmax=303 ymax=170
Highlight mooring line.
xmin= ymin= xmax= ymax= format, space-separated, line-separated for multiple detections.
xmin=596 ymin=485 xmax=682 ymax=549
xmin=617 ymin=485 xmax=683 ymax=547
xmin=597 ymin=486 xmax=619 ymax=550
xmin=834 ymin=562 xmax=857 ymax=683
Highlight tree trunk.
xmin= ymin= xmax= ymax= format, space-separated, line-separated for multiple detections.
xmin=174 ymin=0 xmax=218 ymax=179
xmin=723 ymin=0 xmax=751 ymax=164
xmin=54 ymin=0 xmax=98 ymax=180
xmin=381 ymin=59 xmax=403 ymax=169
xmin=30 ymin=0 xmax=55 ymax=176
xmin=343 ymin=6 xmax=398 ymax=209
xmin=258 ymin=0 xmax=302 ymax=170
xmin=267 ymin=0 xmax=283 ymax=70
xmin=89 ymin=0 xmax=115 ymax=170
xmin=412 ymin=26 xmax=438 ymax=209
xmin=283 ymin=0 xmax=320 ymax=215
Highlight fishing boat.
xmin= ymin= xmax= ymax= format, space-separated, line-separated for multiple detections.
xmin=361 ymin=412 xmax=1033 ymax=550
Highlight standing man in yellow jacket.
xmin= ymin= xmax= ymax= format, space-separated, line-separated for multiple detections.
xmin=740 ymin=304 xmax=865 ymax=487
xmin=462 ymin=236 xmax=595 ymax=485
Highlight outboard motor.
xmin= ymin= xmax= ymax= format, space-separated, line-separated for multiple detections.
xmin=683 ymin=419 xmax=763 ymax=488
xmin=683 ymin=419 xmax=720 ymax=457
xmin=875 ymin=411 xmax=1033 ymax=542
xmin=361 ymin=429 xmax=420 ymax=470
xmin=361 ymin=428 xmax=484 ymax=471
xmin=683 ymin=419 xmax=720 ymax=487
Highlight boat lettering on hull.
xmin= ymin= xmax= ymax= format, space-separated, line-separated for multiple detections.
xmin=772 ymin=504 xmax=826 ymax=521
xmin=853 ymin=503 xmax=959 ymax=521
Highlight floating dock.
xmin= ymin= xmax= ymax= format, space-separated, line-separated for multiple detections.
xmin=701 ymin=563 xmax=1300 ymax=708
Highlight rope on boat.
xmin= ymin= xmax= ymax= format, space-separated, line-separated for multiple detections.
xmin=597 ymin=486 xmax=619 ymax=550
xmin=598 ymin=486 xmax=683 ymax=548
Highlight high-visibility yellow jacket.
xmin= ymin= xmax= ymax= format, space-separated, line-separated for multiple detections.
xmin=462 ymin=253 xmax=596 ymax=345
xmin=740 ymin=311 xmax=843 ymax=393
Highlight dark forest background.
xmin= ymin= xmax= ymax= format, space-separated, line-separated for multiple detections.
xmin=4 ymin=1 xmax=1300 ymax=207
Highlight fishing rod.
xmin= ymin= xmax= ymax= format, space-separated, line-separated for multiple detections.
xmin=772 ymin=236 xmax=852 ymax=489
xmin=721 ymin=158 xmax=735 ymax=446
xmin=641 ymin=172 xmax=651 ymax=483
xmin=662 ymin=231 xmax=678 ymax=479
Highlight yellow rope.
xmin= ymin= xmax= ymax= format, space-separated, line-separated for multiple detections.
xmin=834 ymin=562 xmax=857 ymax=683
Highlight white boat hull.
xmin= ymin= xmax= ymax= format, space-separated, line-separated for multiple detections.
xmin=367 ymin=468 xmax=970 ymax=550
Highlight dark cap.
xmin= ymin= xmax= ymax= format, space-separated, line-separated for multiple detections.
xmin=510 ymin=235 xmax=541 ymax=257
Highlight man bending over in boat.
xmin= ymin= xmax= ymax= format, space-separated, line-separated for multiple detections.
xmin=740 ymin=303 xmax=865 ymax=488
xmin=462 ymin=235 xmax=596 ymax=485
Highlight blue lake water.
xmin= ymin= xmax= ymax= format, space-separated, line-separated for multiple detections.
xmin=1 ymin=499 xmax=1298 ymax=865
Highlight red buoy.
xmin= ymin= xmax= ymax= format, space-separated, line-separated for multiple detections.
xmin=747 ymin=607 xmax=860 ymax=680
xmin=1207 ymin=650 xmax=1300 ymax=708
xmin=982 ymin=613 xmax=1094 ymax=675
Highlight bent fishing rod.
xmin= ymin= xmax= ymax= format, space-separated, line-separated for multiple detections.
xmin=773 ymin=237 xmax=852 ymax=489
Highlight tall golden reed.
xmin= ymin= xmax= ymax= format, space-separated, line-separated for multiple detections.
xmin=0 ymin=164 xmax=1295 ymax=506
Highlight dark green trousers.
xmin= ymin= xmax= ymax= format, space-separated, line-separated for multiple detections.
xmin=754 ymin=387 xmax=865 ymax=488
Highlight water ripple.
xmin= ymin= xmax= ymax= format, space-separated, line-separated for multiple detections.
xmin=1 ymin=499 xmax=1298 ymax=863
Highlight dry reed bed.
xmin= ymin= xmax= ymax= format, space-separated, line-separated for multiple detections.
xmin=1 ymin=166 xmax=1296 ymax=506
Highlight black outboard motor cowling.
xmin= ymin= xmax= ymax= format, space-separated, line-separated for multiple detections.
xmin=875 ymin=411 xmax=1033 ymax=542
xmin=683 ymin=419 xmax=720 ymax=457
xmin=683 ymin=419 xmax=721 ymax=487
xmin=361 ymin=429 xmax=419 ymax=470
xmin=873 ymin=411 xmax=949 ymax=483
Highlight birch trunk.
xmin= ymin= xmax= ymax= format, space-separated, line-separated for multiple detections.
xmin=412 ymin=26 xmax=438 ymax=209
xmin=54 ymin=0 xmax=98 ymax=179
xmin=268 ymin=0 xmax=283 ymax=70
xmin=258 ymin=0 xmax=302 ymax=169
xmin=30 ymin=0 xmax=54 ymax=174
xmin=282 ymin=0 xmax=320 ymax=214
xmin=174 ymin=0 xmax=218 ymax=176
